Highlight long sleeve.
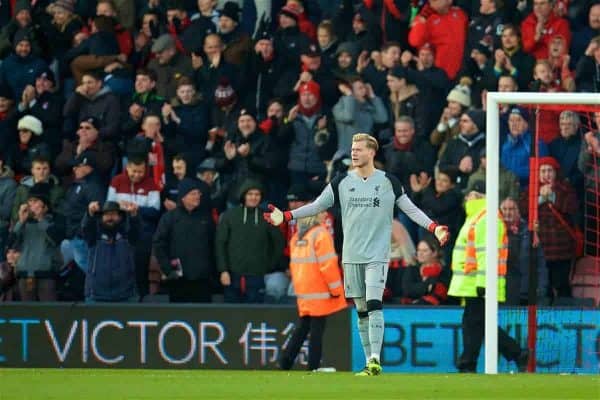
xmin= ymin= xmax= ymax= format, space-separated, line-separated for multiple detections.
xmin=152 ymin=212 xmax=173 ymax=274
xmin=332 ymin=95 xmax=355 ymax=124
xmin=214 ymin=213 xmax=231 ymax=272
xmin=371 ymin=96 xmax=388 ymax=124
xmin=291 ymin=184 xmax=335 ymax=219
xmin=81 ymin=212 xmax=98 ymax=245
xmin=0 ymin=179 xmax=16 ymax=221
xmin=396 ymin=193 xmax=434 ymax=230
xmin=408 ymin=18 xmax=429 ymax=48
xmin=98 ymin=96 xmax=121 ymax=139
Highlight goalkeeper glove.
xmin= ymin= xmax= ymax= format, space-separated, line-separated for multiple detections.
xmin=263 ymin=204 xmax=292 ymax=226
xmin=428 ymin=223 xmax=450 ymax=246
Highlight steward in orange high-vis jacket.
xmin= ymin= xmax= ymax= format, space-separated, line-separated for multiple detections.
xmin=279 ymin=214 xmax=347 ymax=371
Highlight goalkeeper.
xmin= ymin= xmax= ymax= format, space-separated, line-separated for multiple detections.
xmin=264 ymin=133 xmax=449 ymax=376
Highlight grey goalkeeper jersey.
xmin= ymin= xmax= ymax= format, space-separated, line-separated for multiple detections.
xmin=291 ymin=169 xmax=434 ymax=264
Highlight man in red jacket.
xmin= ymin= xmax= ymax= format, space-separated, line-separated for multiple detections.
xmin=521 ymin=0 xmax=571 ymax=60
xmin=408 ymin=0 xmax=467 ymax=80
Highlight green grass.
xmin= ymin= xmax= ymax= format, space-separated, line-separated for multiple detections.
xmin=0 ymin=369 xmax=598 ymax=400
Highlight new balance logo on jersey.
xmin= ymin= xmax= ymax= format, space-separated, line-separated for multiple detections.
xmin=373 ymin=197 xmax=380 ymax=207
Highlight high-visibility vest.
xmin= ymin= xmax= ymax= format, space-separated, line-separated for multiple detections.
xmin=289 ymin=225 xmax=347 ymax=317
xmin=448 ymin=199 xmax=508 ymax=301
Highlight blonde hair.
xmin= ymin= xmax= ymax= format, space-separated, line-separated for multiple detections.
xmin=352 ymin=133 xmax=379 ymax=151
xmin=296 ymin=215 xmax=321 ymax=239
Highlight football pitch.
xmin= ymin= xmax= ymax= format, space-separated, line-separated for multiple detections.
xmin=0 ymin=369 xmax=598 ymax=400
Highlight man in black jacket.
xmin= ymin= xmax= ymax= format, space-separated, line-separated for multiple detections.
xmin=60 ymin=152 xmax=106 ymax=273
xmin=153 ymin=178 xmax=216 ymax=303
xmin=17 ymin=69 xmax=63 ymax=155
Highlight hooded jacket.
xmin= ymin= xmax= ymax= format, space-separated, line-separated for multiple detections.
xmin=63 ymin=86 xmax=121 ymax=139
xmin=13 ymin=212 xmax=64 ymax=278
xmin=439 ymin=131 xmax=486 ymax=189
xmin=215 ymin=180 xmax=284 ymax=276
xmin=11 ymin=175 xmax=64 ymax=224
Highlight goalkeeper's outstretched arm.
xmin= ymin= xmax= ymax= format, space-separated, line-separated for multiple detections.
xmin=396 ymin=193 xmax=450 ymax=246
xmin=264 ymin=185 xmax=334 ymax=226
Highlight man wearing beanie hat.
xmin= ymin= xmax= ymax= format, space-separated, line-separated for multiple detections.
xmin=287 ymin=80 xmax=333 ymax=184
xmin=439 ymin=109 xmax=486 ymax=190
xmin=501 ymin=105 xmax=549 ymax=187
xmin=16 ymin=67 xmax=63 ymax=155
xmin=0 ymin=0 xmax=42 ymax=59
xmin=165 ymin=0 xmax=192 ymax=49
xmin=153 ymin=177 xmax=217 ymax=302
xmin=0 ymin=26 xmax=47 ymax=100
xmin=83 ymin=199 xmax=140 ymax=302
xmin=217 ymin=2 xmax=252 ymax=67
xmin=221 ymin=107 xmax=277 ymax=205
xmin=431 ymin=77 xmax=473 ymax=157
xmin=296 ymin=42 xmax=339 ymax=111
xmin=14 ymin=180 xmax=64 ymax=301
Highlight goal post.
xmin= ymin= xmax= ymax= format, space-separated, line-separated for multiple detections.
xmin=484 ymin=92 xmax=599 ymax=375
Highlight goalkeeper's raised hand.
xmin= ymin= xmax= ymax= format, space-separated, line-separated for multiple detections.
xmin=428 ymin=223 xmax=450 ymax=246
xmin=263 ymin=204 xmax=292 ymax=226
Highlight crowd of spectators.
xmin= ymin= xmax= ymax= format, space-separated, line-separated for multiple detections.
xmin=0 ymin=0 xmax=598 ymax=305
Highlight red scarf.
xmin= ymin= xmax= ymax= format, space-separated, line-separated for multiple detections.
xmin=393 ymin=136 xmax=413 ymax=151
xmin=420 ymin=262 xmax=442 ymax=279
xmin=298 ymin=102 xmax=320 ymax=117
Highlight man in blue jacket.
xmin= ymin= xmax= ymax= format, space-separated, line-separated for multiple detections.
xmin=83 ymin=200 xmax=140 ymax=302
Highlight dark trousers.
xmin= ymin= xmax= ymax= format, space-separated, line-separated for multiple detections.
xmin=168 ymin=279 xmax=212 ymax=303
xmin=223 ymin=273 xmax=265 ymax=303
xmin=134 ymin=238 xmax=153 ymax=298
xmin=547 ymin=260 xmax=572 ymax=298
xmin=279 ymin=316 xmax=327 ymax=371
xmin=18 ymin=278 xmax=57 ymax=301
xmin=458 ymin=297 xmax=521 ymax=371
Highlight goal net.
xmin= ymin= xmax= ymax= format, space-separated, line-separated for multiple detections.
xmin=484 ymin=92 xmax=599 ymax=374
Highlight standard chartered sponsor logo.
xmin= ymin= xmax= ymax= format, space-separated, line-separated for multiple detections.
xmin=348 ymin=197 xmax=374 ymax=208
